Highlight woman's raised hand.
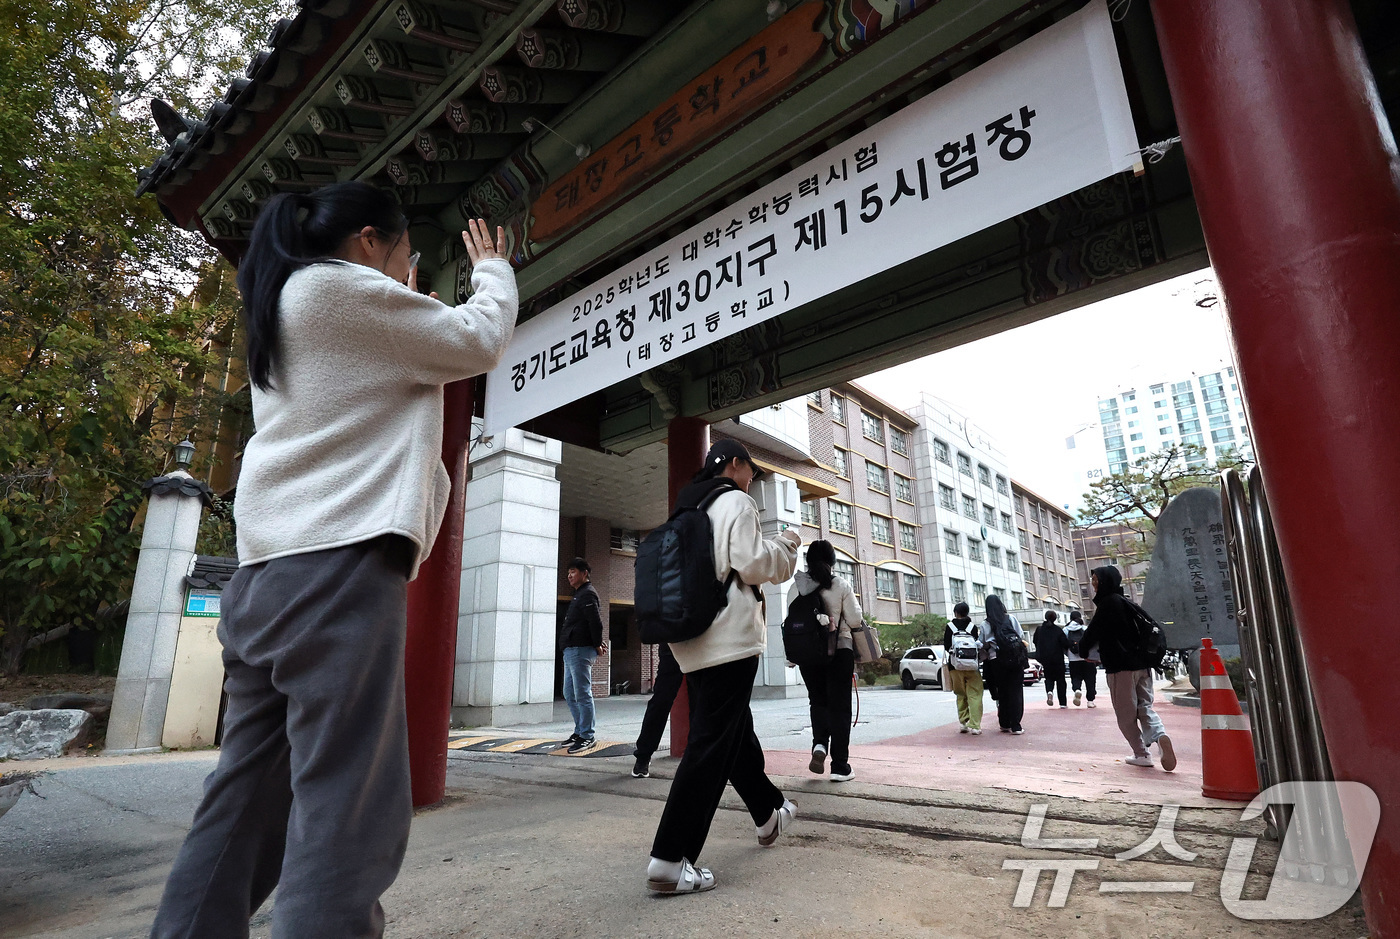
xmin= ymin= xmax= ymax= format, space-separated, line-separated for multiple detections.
xmin=462 ymin=218 xmax=508 ymax=265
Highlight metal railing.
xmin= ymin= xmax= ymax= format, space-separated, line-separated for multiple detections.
xmin=1220 ymin=466 xmax=1347 ymax=882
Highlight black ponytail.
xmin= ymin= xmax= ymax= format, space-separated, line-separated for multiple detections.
xmin=806 ymin=539 xmax=836 ymax=590
xmin=237 ymin=181 xmax=407 ymax=391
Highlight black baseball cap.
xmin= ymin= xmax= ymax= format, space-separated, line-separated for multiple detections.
xmin=705 ymin=439 xmax=764 ymax=478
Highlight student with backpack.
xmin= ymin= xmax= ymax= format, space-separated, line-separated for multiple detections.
xmin=982 ymin=595 xmax=1028 ymax=734
xmin=1065 ymin=609 xmax=1097 ymax=707
xmin=1079 ymin=565 xmax=1176 ymax=770
xmin=638 ymin=439 xmax=801 ymax=894
xmin=1033 ymin=611 xmax=1071 ymax=708
xmin=941 ymin=601 xmax=991 ymax=734
xmin=789 ymin=540 xmax=863 ymax=780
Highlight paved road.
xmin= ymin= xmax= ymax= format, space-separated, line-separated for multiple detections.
xmin=1 ymin=680 xmax=1368 ymax=938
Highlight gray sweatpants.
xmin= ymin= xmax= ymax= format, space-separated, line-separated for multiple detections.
xmin=151 ymin=535 xmax=414 ymax=939
xmin=1105 ymin=668 xmax=1167 ymax=758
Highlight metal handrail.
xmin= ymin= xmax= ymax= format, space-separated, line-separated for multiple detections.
xmin=1219 ymin=467 xmax=1346 ymax=883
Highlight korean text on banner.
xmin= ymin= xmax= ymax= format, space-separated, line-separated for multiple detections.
xmin=483 ymin=2 xmax=1140 ymax=435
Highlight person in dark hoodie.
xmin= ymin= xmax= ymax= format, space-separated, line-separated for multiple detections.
xmin=793 ymin=540 xmax=863 ymax=780
xmin=1033 ymin=611 xmax=1071 ymax=708
xmin=982 ymin=594 xmax=1027 ymax=734
xmin=1079 ymin=565 xmax=1176 ymax=770
xmin=943 ymin=601 xmax=992 ymax=734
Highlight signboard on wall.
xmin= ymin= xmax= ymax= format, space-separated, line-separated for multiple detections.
xmin=484 ymin=1 xmax=1141 ymax=435
xmin=184 ymin=589 xmax=222 ymax=618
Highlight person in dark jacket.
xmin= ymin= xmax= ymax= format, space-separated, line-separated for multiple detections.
xmin=982 ymin=595 xmax=1027 ymax=734
xmin=1079 ymin=565 xmax=1175 ymax=770
xmin=561 ymin=557 xmax=607 ymax=753
xmin=1065 ymin=609 xmax=1097 ymax=707
xmin=1033 ymin=611 xmax=1071 ymax=708
xmin=631 ymin=643 xmax=682 ymax=778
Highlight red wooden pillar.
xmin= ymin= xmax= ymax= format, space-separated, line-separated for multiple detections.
xmin=1150 ymin=1 xmax=1400 ymax=933
xmin=404 ymin=379 xmax=475 ymax=807
xmin=666 ymin=416 xmax=710 ymax=758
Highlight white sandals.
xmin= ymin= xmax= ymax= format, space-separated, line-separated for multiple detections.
xmin=647 ymin=858 xmax=717 ymax=894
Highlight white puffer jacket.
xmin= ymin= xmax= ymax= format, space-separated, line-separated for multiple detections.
xmin=793 ymin=570 xmax=863 ymax=652
xmin=668 ymin=488 xmax=799 ymax=674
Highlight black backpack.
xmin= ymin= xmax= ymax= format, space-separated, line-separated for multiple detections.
xmin=782 ymin=591 xmax=827 ymax=665
xmin=636 ymin=483 xmax=742 ymax=644
xmin=1121 ymin=598 xmax=1167 ymax=667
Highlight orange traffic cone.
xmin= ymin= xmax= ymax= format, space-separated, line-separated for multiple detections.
xmin=1199 ymin=637 xmax=1261 ymax=800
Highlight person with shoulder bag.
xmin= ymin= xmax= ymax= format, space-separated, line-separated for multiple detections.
xmin=942 ymin=601 xmax=990 ymax=734
xmin=645 ymin=440 xmax=801 ymax=895
xmin=150 ymin=183 xmax=517 ymax=938
xmin=1033 ymin=611 xmax=1072 ymax=708
xmin=791 ymin=540 xmax=863 ymax=782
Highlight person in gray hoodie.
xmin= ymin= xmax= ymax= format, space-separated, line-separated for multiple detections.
xmin=793 ymin=540 xmax=863 ymax=781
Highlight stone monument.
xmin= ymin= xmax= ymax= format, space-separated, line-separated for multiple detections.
xmin=1140 ymin=486 xmax=1239 ymax=657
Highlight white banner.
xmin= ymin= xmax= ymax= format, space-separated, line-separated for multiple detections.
xmin=484 ymin=2 xmax=1139 ymax=434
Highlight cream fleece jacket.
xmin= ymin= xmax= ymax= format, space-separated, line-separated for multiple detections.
xmin=669 ymin=489 xmax=800 ymax=674
xmin=794 ymin=570 xmax=864 ymax=651
xmin=234 ymin=258 xmax=517 ymax=579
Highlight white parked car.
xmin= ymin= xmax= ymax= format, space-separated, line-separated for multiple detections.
xmin=899 ymin=645 xmax=946 ymax=690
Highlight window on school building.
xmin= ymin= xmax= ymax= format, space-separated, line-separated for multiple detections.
xmin=801 ymin=500 xmax=820 ymax=526
xmin=895 ymin=475 xmax=914 ymax=503
xmin=1006 ymin=550 xmax=1017 ymax=568
xmin=891 ymin=427 xmax=909 ymax=456
xmin=1018 ymin=529 xmax=1029 ymax=548
xmin=808 ymin=390 xmax=823 ymax=407
xmin=968 ymin=540 xmax=984 ymax=562
xmin=870 ymin=514 xmax=893 ymax=544
xmin=973 ymin=582 xmax=987 ymax=603
xmin=610 ymin=529 xmax=639 ymax=553
xmin=934 ymin=438 xmax=951 ymax=464
xmin=1062 ymin=574 xmax=1074 ymax=594
xmin=957 ymin=452 xmax=973 ymax=476
xmin=861 ymin=411 xmax=884 ymax=442
xmin=833 ymin=448 xmax=848 ymax=477
xmin=829 ymin=501 xmax=853 ymax=534
xmin=1033 ymin=535 xmax=1044 ymax=555
xmin=899 ymin=522 xmax=918 ymax=552
xmin=939 ymin=484 xmax=956 ymax=510
xmin=944 ymin=530 xmax=961 ymax=556
xmin=978 ymin=465 xmax=992 ymax=488
xmin=962 ymin=494 xmax=977 ymax=519
xmin=876 ymin=569 xmax=898 ymax=599
xmin=1022 ymin=561 xmax=1034 ymax=581
xmin=982 ymin=503 xmax=996 ymax=526
xmin=988 ymin=547 xmax=1001 ymax=568
xmin=1012 ymin=590 xmax=1023 ymax=608
xmin=904 ymin=574 xmax=924 ymax=603
xmin=1001 ymin=512 xmax=1014 ymax=534
xmin=866 ymin=461 xmax=889 ymax=494
xmin=834 ymin=559 xmax=858 ymax=594
xmin=831 ymin=395 xmax=846 ymax=423
xmin=949 ymin=578 xmax=967 ymax=604
xmin=996 ymin=474 xmax=1009 ymax=495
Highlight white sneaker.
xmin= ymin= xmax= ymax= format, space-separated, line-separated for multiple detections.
xmin=1126 ymin=755 xmax=1154 ymax=767
xmin=1074 ymin=691 xmax=1082 ymax=706
xmin=969 ymin=728 xmax=982 ymax=735
xmin=959 ymin=724 xmax=969 ymax=734
xmin=1087 ymin=701 xmax=1097 ymax=708
xmin=1157 ymin=735 xmax=1177 ymax=772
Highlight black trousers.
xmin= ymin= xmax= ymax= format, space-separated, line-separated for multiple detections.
xmin=797 ymin=648 xmax=855 ymax=766
xmin=992 ymin=660 xmax=1025 ymax=730
xmin=1043 ymin=660 xmax=1067 ymax=705
xmin=650 ymin=655 xmax=785 ymax=864
xmin=151 ymin=535 xmax=414 ymax=939
xmin=1069 ymin=660 xmax=1098 ymax=701
xmin=634 ymin=643 xmax=684 ymax=760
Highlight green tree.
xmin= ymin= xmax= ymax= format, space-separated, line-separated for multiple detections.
xmin=879 ymin=612 xmax=949 ymax=663
xmin=1075 ymin=443 xmax=1252 ymax=571
xmin=0 ymin=0 xmax=292 ymax=673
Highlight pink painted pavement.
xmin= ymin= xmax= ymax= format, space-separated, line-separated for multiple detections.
xmin=766 ymin=692 xmax=1252 ymax=808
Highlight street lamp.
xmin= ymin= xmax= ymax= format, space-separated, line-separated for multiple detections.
xmin=174 ymin=439 xmax=195 ymax=471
